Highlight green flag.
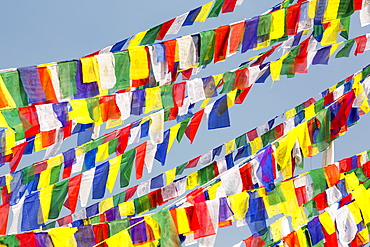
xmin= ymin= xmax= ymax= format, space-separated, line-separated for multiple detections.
xmin=335 ymin=39 xmax=355 ymax=58
xmin=199 ymin=30 xmax=215 ymax=66
xmin=120 ymin=149 xmax=136 ymax=187
xmin=58 ymin=60 xmax=78 ymax=98
xmin=0 ymin=70 xmax=28 ymax=107
xmin=208 ymin=0 xmax=224 ymax=18
xmin=140 ymin=25 xmax=162 ymax=46
xmin=113 ymin=51 xmax=130 ymax=90
xmin=49 ymin=180 xmax=69 ymax=219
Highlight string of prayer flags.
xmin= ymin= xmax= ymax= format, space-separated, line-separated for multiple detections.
xmin=3 ymin=60 xmax=369 ymax=213
xmin=0 ymin=0 xmax=365 ymax=109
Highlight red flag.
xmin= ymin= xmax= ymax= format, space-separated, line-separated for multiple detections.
xmin=235 ymin=68 xmax=250 ymax=89
xmin=229 ymin=21 xmax=245 ymax=55
xmin=41 ymin=129 xmax=56 ymax=148
xmin=214 ymin=25 xmax=230 ymax=63
xmin=295 ymin=186 xmax=308 ymax=206
xmin=235 ymin=87 xmax=252 ymax=104
xmin=354 ymin=0 xmax=363 ymax=11
xmin=117 ymin=125 xmax=132 ymax=155
xmin=18 ymin=106 xmax=40 ymax=138
xmin=135 ymin=142 xmax=147 ymax=179
xmin=93 ymin=224 xmax=109 ymax=247
xmin=157 ymin=18 xmax=176 ymax=40
xmin=193 ymin=201 xmax=216 ymax=239
xmin=243 ymin=235 xmax=266 ymax=247
xmin=1 ymin=186 xmax=10 ymax=205
xmin=354 ymin=35 xmax=367 ymax=56
xmin=164 ymin=40 xmax=177 ymax=72
xmin=16 ymin=232 xmax=39 ymax=247
xmin=222 ymin=0 xmax=237 ymax=13
xmin=99 ymin=95 xmax=120 ymax=122
xmin=185 ymin=155 xmax=201 ymax=169
xmin=185 ymin=109 xmax=205 ymax=144
xmin=63 ymin=174 xmax=82 ymax=214
xmin=9 ymin=142 xmax=27 ymax=173
xmin=181 ymin=68 xmax=193 ymax=80
xmin=0 ymin=203 xmax=9 ymax=235
xmin=314 ymin=191 xmax=328 ymax=211
xmin=294 ymin=52 xmax=308 ymax=73
xmin=173 ymin=81 xmax=186 ymax=107
xmin=324 ymin=164 xmax=340 ymax=186
xmin=125 ymin=185 xmax=138 ymax=201
xmin=247 ymin=128 xmax=258 ymax=141
xmin=57 ymin=215 xmax=72 ymax=226
xmin=286 ymin=3 xmax=301 ymax=35
xmin=283 ymin=231 xmax=300 ymax=247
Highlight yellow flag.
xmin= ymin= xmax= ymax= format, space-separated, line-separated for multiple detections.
xmin=207 ymin=181 xmax=222 ymax=200
xmin=39 ymin=184 xmax=54 ymax=223
xmin=304 ymin=104 xmax=315 ymax=120
xmin=321 ymin=19 xmax=341 ymax=46
xmin=0 ymin=112 xmax=9 ymax=127
xmin=319 ymin=211 xmax=335 ymax=235
xmin=212 ymin=74 xmax=224 ymax=86
xmin=129 ymin=46 xmax=150 ymax=80
xmin=99 ymin=197 xmax=114 ymax=213
xmin=48 ymin=227 xmax=78 ymax=247
xmin=270 ymin=9 xmax=285 ymax=40
xmin=270 ymin=59 xmax=283 ymax=81
xmin=250 ymin=136 xmax=263 ymax=154
xmin=224 ymin=139 xmax=236 ymax=155
xmin=69 ymin=99 xmax=94 ymax=124
xmin=107 ymin=155 xmax=122 ymax=193
xmin=119 ymin=200 xmax=135 ymax=216
xmin=323 ymin=0 xmax=340 ymax=22
xmin=80 ymin=57 xmax=98 ymax=83
xmin=106 ymin=229 xmax=134 ymax=247
xmin=227 ymin=89 xmax=237 ymax=107
xmin=5 ymin=129 xmax=15 ymax=155
xmin=280 ymin=180 xmax=299 ymax=215
xmin=38 ymin=167 xmax=52 ymax=189
xmin=291 ymin=207 xmax=309 ymax=229
xmin=145 ymin=87 xmax=162 ymax=113
xmin=47 ymin=155 xmax=63 ymax=168
xmin=195 ymin=1 xmax=214 ymax=22
xmin=270 ymin=217 xmax=285 ymax=242
xmin=186 ymin=171 xmax=198 ymax=190
xmin=128 ymin=30 xmax=148 ymax=48
xmin=168 ymin=122 xmax=181 ymax=152
xmin=176 ymin=208 xmax=191 ymax=234
xmin=165 ymin=167 xmax=177 ymax=185
xmin=329 ymin=41 xmax=342 ymax=56
xmin=308 ymin=0 xmax=318 ymax=19
xmin=352 ymin=185 xmax=370 ymax=224
xmin=5 ymin=174 xmax=12 ymax=193
xmin=347 ymin=202 xmax=363 ymax=224
xmin=96 ymin=142 xmax=110 ymax=162
xmin=229 ymin=191 xmax=249 ymax=220
xmin=345 ymin=172 xmax=360 ymax=191
xmin=285 ymin=108 xmax=297 ymax=120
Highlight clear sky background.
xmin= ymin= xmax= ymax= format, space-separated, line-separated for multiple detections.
xmin=1 ymin=0 xmax=370 ymax=246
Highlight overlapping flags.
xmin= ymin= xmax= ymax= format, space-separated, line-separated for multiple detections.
xmin=1 ymin=0 xmax=370 ymax=246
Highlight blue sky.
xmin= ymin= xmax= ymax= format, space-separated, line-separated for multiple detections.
xmin=2 ymin=0 xmax=370 ymax=245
